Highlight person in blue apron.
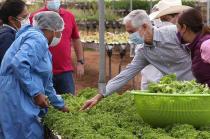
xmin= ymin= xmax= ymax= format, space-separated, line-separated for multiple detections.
xmin=0 ymin=0 xmax=29 ymax=66
xmin=0 ymin=11 xmax=69 ymax=139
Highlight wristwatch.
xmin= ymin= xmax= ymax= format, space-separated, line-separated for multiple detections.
xmin=77 ymin=59 xmax=84 ymax=65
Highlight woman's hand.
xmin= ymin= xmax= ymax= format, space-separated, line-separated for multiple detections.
xmin=34 ymin=93 xmax=49 ymax=108
xmin=76 ymin=63 xmax=84 ymax=78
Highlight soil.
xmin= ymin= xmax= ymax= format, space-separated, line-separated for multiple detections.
xmin=72 ymin=47 xmax=141 ymax=95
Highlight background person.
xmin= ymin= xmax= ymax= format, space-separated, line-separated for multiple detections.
xmin=140 ymin=0 xmax=191 ymax=90
xmin=0 ymin=0 xmax=29 ymax=66
xmin=0 ymin=11 xmax=69 ymax=139
xmin=81 ymin=10 xmax=194 ymax=110
xmin=30 ymin=0 xmax=84 ymax=95
xmin=0 ymin=3 xmax=2 ymax=26
xmin=149 ymin=0 xmax=190 ymax=27
xmin=177 ymin=8 xmax=210 ymax=86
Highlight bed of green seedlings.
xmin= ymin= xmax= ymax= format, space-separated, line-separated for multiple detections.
xmin=43 ymin=87 xmax=210 ymax=139
xmin=148 ymin=74 xmax=210 ymax=94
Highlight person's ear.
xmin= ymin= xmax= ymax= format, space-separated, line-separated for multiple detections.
xmin=8 ymin=16 xmax=15 ymax=24
xmin=142 ymin=23 xmax=147 ymax=29
xmin=8 ymin=16 xmax=20 ymax=29
xmin=141 ymin=23 xmax=149 ymax=33
xmin=182 ymin=24 xmax=187 ymax=32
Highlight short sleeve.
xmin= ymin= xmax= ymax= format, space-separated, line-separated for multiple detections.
xmin=71 ymin=14 xmax=80 ymax=39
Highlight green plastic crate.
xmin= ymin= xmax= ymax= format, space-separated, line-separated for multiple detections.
xmin=132 ymin=91 xmax=210 ymax=127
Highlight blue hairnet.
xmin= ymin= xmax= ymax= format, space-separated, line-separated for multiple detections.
xmin=32 ymin=11 xmax=64 ymax=32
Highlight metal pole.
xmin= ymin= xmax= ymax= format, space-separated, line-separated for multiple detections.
xmin=109 ymin=56 xmax=112 ymax=79
xmin=119 ymin=58 xmax=122 ymax=73
xmin=207 ymin=0 xmax=210 ymax=25
xmin=106 ymin=46 xmax=113 ymax=79
xmin=130 ymin=0 xmax=133 ymax=12
xmin=112 ymin=0 xmax=115 ymax=10
xmin=98 ymin=0 xmax=106 ymax=94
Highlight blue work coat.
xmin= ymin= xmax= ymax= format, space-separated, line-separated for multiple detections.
xmin=0 ymin=25 xmax=16 ymax=66
xmin=0 ymin=25 xmax=64 ymax=139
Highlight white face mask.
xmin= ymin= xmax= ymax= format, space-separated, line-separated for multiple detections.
xmin=47 ymin=0 xmax=61 ymax=11
xmin=13 ymin=15 xmax=30 ymax=29
xmin=20 ymin=18 xmax=30 ymax=27
xmin=49 ymin=35 xmax=62 ymax=47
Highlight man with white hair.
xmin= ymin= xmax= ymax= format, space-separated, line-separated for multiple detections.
xmin=140 ymin=0 xmax=191 ymax=90
xmin=80 ymin=10 xmax=194 ymax=110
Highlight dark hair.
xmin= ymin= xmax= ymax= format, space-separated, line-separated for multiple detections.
xmin=160 ymin=13 xmax=179 ymax=22
xmin=178 ymin=8 xmax=210 ymax=35
xmin=0 ymin=0 xmax=25 ymax=24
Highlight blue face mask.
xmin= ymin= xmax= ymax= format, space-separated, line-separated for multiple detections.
xmin=47 ymin=0 xmax=61 ymax=11
xmin=129 ymin=32 xmax=144 ymax=45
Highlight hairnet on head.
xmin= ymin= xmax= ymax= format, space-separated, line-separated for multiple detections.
xmin=32 ymin=11 xmax=64 ymax=32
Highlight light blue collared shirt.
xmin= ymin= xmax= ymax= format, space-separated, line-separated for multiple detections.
xmin=104 ymin=25 xmax=194 ymax=96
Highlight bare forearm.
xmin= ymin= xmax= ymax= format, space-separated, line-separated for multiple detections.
xmin=72 ymin=39 xmax=83 ymax=60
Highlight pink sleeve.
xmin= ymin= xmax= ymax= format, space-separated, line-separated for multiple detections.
xmin=201 ymin=39 xmax=210 ymax=64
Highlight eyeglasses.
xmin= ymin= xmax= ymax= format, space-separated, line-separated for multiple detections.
xmin=14 ymin=14 xmax=30 ymax=22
